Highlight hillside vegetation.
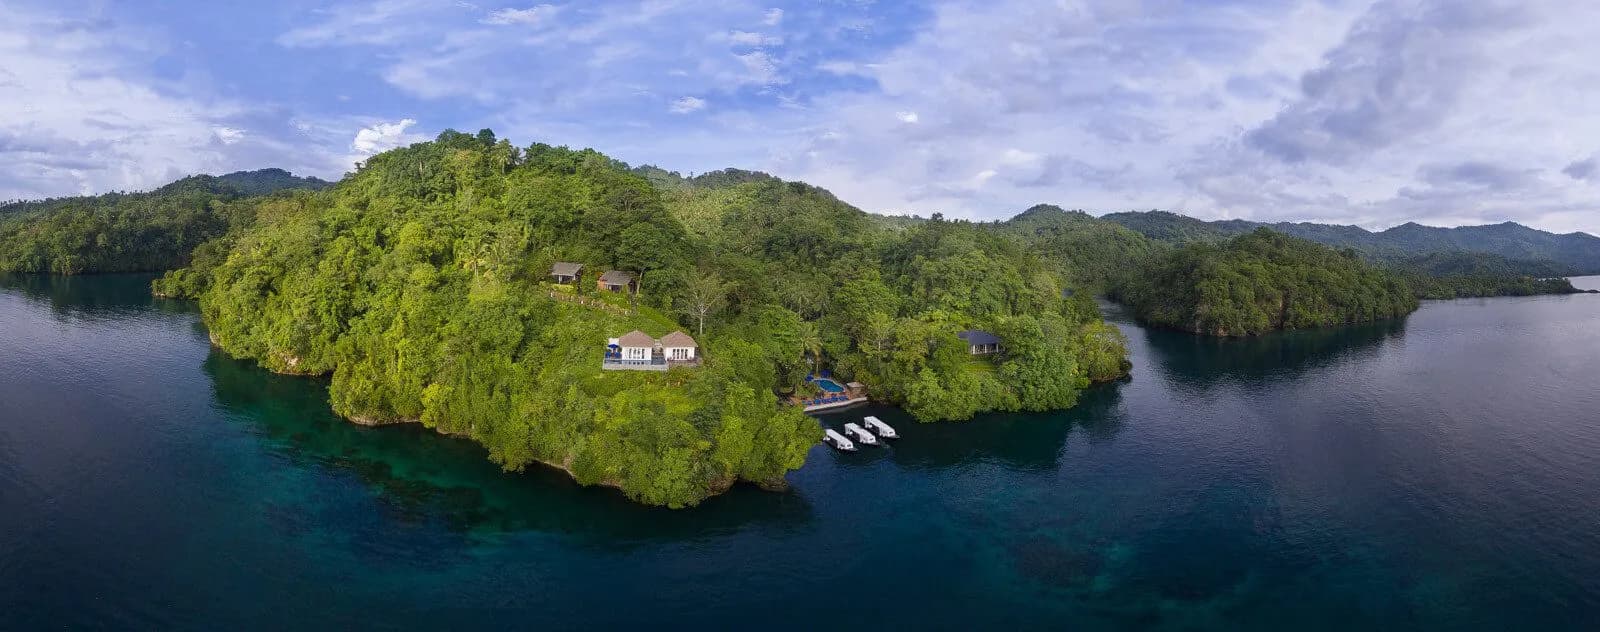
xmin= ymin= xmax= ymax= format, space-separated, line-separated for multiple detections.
xmin=1395 ymin=252 xmax=1581 ymax=299
xmin=997 ymin=205 xmax=1159 ymax=292
xmin=1112 ymin=229 xmax=1420 ymax=336
xmin=145 ymin=130 xmax=1129 ymax=506
xmin=0 ymin=169 xmax=328 ymax=274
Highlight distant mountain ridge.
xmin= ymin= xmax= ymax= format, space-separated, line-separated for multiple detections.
xmin=158 ymin=168 xmax=332 ymax=197
xmin=9 ymin=162 xmax=1597 ymax=277
xmin=0 ymin=168 xmax=332 ymax=274
xmin=2 ymin=168 xmax=330 ymax=217
xmin=1101 ymin=211 xmax=1600 ymax=275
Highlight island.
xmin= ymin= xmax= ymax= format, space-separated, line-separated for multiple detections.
xmin=0 ymin=130 xmax=1128 ymax=507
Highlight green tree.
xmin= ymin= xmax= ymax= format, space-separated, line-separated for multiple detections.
xmin=678 ymin=269 xmax=728 ymax=336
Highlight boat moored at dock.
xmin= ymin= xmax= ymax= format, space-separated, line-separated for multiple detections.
xmin=862 ymin=416 xmax=898 ymax=439
xmin=843 ymin=422 xmax=879 ymax=446
xmin=823 ymin=428 xmax=856 ymax=451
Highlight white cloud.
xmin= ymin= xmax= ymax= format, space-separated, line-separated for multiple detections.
xmin=734 ymin=50 xmax=785 ymax=86
xmin=749 ymin=0 xmax=1600 ymax=235
xmin=818 ymin=60 xmax=871 ymax=76
xmin=213 ymin=126 xmax=247 ymax=145
xmin=1177 ymin=0 xmax=1600 ymax=232
xmin=280 ymin=0 xmax=804 ymax=109
xmin=279 ymin=0 xmax=439 ymax=48
xmin=351 ymin=118 xmax=422 ymax=155
xmin=0 ymin=5 xmax=287 ymax=198
xmin=726 ymin=30 xmax=782 ymax=46
xmin=482 ymin=4 xmax=559 ymax=26
xmin=670 ymin=96 xmax=707 ymax=114
xmin=21 ymin=0 xmax=1582 ymax=235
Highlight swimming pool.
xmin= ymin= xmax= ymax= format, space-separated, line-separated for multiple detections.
xmin=813 ymin=378 xmax=845 ymax=393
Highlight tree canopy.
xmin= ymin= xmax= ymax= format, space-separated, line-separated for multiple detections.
xmin=1112 ymin=229 xmax=1420 ymax=336
xmin=0 ymin=169 xmax=327 ymax=275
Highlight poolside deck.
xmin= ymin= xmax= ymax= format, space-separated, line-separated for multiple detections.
xmin=802 ymin=395 xmax=869 ymax=413
xmin=797 ymin=377 xmax=868 ymax=412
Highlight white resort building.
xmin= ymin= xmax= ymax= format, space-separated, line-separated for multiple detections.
xmin=604 ymin=330 xmax=700 ymax=371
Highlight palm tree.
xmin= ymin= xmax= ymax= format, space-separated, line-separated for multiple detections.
xmin=797 ymin=320 xmax=824 ymax=374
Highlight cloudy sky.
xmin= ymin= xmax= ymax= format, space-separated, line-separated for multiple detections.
xmin=4 ymin=0 xmax=1599 ymax=234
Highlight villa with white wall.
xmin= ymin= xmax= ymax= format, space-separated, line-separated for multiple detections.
xmin=603 ymin=330 xmax=700 ymax=371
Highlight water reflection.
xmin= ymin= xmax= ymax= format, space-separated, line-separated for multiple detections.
xmin=0 ymin=273 xmax=195 ymax=319
xmin=816 ymin=382 xmax=1127 ymax=471
xmin=1136 ymin=318 xmax=1406 ymax=389
xmin=201 ymin=351 xmax=815 ymax=544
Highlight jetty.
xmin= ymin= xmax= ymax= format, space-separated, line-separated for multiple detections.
xmin=823 ymin=428 xmax=856 ymax=451
xmin=843 ymin=423 xmax=879 ymax=446
xmin=862 ymin=416 xmax=898 ymax=439
xmin=798 ymin=379 xmax=869 ymax=412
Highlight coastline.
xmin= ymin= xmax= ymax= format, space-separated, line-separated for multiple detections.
xmin=208 ymin=335 xmax=754 ymax=502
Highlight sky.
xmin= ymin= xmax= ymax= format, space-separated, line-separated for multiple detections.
xmin=3 ymin=0 xmax=1599 ymax=235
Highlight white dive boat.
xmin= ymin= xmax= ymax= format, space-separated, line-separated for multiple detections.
xmin=823 ymin=428 xmax=856 ymax=451
xmin=862 ymin=416 xmax=898 ymax=439
xmin=842 ymin=422 xmax=879 ymax=446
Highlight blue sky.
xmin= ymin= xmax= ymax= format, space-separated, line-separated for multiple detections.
xmin=4 ymin=0 xmax=1599 ymax=235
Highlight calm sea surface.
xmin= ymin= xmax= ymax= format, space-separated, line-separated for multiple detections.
xmin=2 ymin=274 xmax=1598 ymax=630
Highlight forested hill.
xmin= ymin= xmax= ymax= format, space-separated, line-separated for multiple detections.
xmin=995 ymin=204 xmax=1157 ymax=291
xmin=1113 ymin=229 xmax=1421 ymax=336
xmin=989 ymin=207 xmax=1586 ymax=329
xmin=142 ymin=130 xmax=1130 ymax=507
xmin=1102 ymin=210 xmax=1600 ymax=274
xmin=0 ymin=169 xmax=330 ymax=274
xmin=158 ymin=168 xmax=333 ymax=197
xmin=0 ymin=168 xmax=329 ymax=216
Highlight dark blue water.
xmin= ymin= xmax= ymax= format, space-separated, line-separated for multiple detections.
xmin=3 ymin=274 xmax=1599 ymax=630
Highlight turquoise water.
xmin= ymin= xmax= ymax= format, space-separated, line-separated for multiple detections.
xmin=2 ymin=274 xmax=1599 ymax=629
xmin=813 ymin=377 xmax=845 ymax=392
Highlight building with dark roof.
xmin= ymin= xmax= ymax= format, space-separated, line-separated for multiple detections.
xmin=598 ymin=270 xmax=637 ymax=293
xmin=550 ymin=262 xmax=583 ymax=284
xmin=957 ymin=330 xmax=1001 ymax=355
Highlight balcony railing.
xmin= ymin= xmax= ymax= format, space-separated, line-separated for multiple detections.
xmin=601 ymin=355 xmax=701 ymax=371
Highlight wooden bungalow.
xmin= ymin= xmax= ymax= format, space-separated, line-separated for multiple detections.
xmin=598 ymin=270 xmax=637 ymax=293
xmin=550 ymin=262 xmax=583 ymax=284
